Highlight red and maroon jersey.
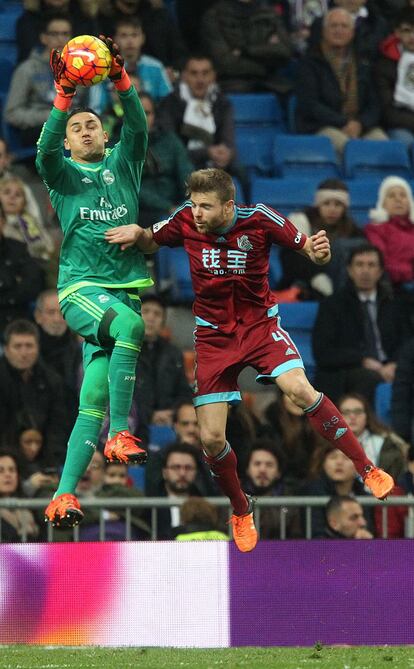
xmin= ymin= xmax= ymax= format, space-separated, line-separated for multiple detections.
xmin=152 ymin=202 xmax=307 ymax=333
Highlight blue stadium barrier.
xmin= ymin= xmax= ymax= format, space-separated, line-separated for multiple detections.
xmin=344 ymin=140 xmax=411 ymax=179
xmin=375 ymin=382 xmax=392 ymax=425
xmin=273 ymin=134 xmax=340 ymax=178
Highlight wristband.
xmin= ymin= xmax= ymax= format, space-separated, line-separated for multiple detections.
xmin=53 ymin=93 xmax=73 ymax=112
xmin=114 ymin=70 xmax=131 ymax=92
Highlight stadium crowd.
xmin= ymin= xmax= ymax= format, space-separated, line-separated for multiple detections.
xmin=1 ymin=0 xmax=414 ymax=542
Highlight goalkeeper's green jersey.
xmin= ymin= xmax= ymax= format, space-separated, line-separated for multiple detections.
xmin=36 ymin=86 xmax=154 ymax=301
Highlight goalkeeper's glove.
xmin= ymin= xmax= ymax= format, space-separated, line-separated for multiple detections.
xmin=99 ymin=34 xmax=131 ymax=91
xmin=50 ymin=48 xmax=76 ymax=110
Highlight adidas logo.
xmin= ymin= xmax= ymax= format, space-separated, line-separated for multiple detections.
xmin=82 ymin=176 xmax=93 ymax=183
xmin=334 ymin=427 xmax=347 ymax=440
xmin=285 ymin=347 xmax=295 ymax=355
xmin=216 ymin=236 xmax=226 ymax=243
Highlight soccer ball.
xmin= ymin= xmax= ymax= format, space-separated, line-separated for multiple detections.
xmin=61 ymin=35 xmax=112 ymax=87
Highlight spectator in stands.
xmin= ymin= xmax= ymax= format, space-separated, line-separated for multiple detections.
xmin=318 ymin=494 xmax=374 ymax=538
xmin=242 ymin=438 xmax=301 ymax=538
xmin=17 ymin=424 xmax=59 ymax=497
xmin=79 ymin=459 xmax=150 ymax=541
xmin=296 ymin=8 xmax=387 ymax=156
xmin=131 ymin=294 xmax=193 ymax=443
xmin=309 ymin=0 xmax=388 ymax=60
xmin=0 ymin=201 xmax=44 ymax=338
xmin=0 ymin=175 xmax=54 ymax=265
xmin=338 ymin=392 xmax=407 ymax=481
xmin=299 ymin=443 xmax=373 ymax=537
xmin=145 ymin=400 xmax=219 ymax=498
xmin=373 ymin=0 xmax=407 ymax=30
xmin=136 ymin=93 xmax=194 ymax=229
xmin=158 ymin=54 xmax=248 ymax=198
xmin=16 ymin=0 xmax=98 ymax=64
xmin=0 ymin=139 xmax=44 ymax=225
xmin=391 ymin=336 xmax=414 ymax=443
xmin=201 ymin=0 xmax=293 ymax=93
xmin=279 ymin=179 xmax=364 ymax=299
xmin=288 ymin=0 xmax=328 ymax=53
xmin=375 ymin=8 xmax=414 ymax=148
xmin=149 ymin=442 xmax=203 ymax=539
xmin=365 ymin=177 xmax=414 ymax=290
xmin=398 ymin=444 xmax=414 ymax=493
xmin=76 ymin=449 xmax=105 ymax=497
xmin=0 ymin=319 xmax=70 ymax=465
xmin=313 ymin=243 xmax=406 ymax=403
xmin=5 ymin=14 xmax=81 ymax=147
xmin=98 ymin=0 xmax=187 ymax=74
xmin=0 ymin=450 xmax=39 ymax=542
xmin=34 ymin=289 xmax=81 ymax=424
xmin=175 ymin=0 xmax=218 ymax=51
xmin=260 ymin=388 xmax=329 ymax=491
xmin=175 ymin=497 xmax=229 ymax=541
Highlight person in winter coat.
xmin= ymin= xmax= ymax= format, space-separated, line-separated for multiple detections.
xmin=375 ymin=7 xmax=414 ymax=148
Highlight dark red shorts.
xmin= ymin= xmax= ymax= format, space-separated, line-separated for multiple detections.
xmin=193 ymin=315 xmax=304 ymax=407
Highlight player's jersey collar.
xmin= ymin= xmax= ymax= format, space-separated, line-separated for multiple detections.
xmin=213 ymin=205 xmax=238 ymax=236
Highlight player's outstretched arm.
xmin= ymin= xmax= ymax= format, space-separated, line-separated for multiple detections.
xmin=36 ymin=49 xmax=77 ymax=182
xmin=105 ymin=224 xmax=159 ymax=253
xmin=299 ymin=229 xmax=331 ymax=265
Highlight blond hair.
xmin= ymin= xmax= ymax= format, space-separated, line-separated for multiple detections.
xmin=186 ymin=168 xmax=235 ymax=203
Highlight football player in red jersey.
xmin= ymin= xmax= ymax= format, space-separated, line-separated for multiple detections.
xmin=106 ymin=168 xmax=394 ymax=551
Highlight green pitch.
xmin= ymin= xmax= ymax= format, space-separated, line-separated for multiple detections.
xmin=1 ymin=645 xmax=413 ymax=668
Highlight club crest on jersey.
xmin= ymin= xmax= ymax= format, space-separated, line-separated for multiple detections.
xmin=98 ymin=294 xmax=110 ymax=303
xmin=237 ymin=235 xmax=253 ymax=252
xmin=102 ymin=169 xmax=115 ymax=185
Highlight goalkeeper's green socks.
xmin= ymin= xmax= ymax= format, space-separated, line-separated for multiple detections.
xmin=108 ymin=340 xmax=140 ymax=437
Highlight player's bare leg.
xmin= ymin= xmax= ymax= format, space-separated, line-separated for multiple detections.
xmin=275 ymin=368 xmax=394 ymax=499
xmin=196 ymin=402 xmax=258 ymax=552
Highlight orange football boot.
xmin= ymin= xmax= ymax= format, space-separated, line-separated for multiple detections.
xmin=230 ymin=495 xmax=258 ymax=553
xmin=104 ymin=430 xmax=147 ymax=464
xmin=363 ymin=465 xmax=394 ymax=500
xmin=44 ymin=493 xmax=84 ymax=528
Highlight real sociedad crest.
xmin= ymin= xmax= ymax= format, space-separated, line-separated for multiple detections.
xmin=237 ymin=235 xmax=253 ymax=252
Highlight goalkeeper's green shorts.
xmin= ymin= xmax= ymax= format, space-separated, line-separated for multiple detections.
xmin=60 ymin=285 xmax=141 ymax=367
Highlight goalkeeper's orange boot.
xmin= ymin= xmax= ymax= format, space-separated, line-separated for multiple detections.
xmin=104 ymin=430 xmax=147 ymax=464
xmin=363 ymin=465 xmax=394 ymax=500
xmin=44 ymin=493 xmax=84 ymax=528
xmin=230 ymin=494 xmax=258 ymax=553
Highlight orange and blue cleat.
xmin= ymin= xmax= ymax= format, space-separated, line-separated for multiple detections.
xmin=104 ymin=430 xmax=147 ymax=464
xmin=363 ymin=465 xmax=394 ymax=500
xmin=44 ymin=493 xmax=84 ymax=528
xmin=230 ymin=494 xmax=258 ymax=553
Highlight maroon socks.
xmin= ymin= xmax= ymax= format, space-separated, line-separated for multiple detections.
xmin=304 ymin=393 xmax=373 ymax=476
xmin=203 ymin=442 xmax=248 ymax=516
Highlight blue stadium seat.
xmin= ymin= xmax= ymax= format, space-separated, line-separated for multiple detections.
xmin=250 ymin=176 xmax=320 ymax=216
xmin=273 ymin=134 xmax=340 ymax=178
xmin=235 ymin=126 xmax=276 ymax=175
xmin=155 ymin=246 xmax=194 ymax=304
xmin=128 ymin=465 xmax=146 ymax=491
xmin=344 ymin=140 xmax=411 ymax=179
xmin=286 ymin=94 xmax=297 ymax=133
xmin=375 ymin=382 xmax=392 ymax=425
xmin=1 ymin=118 xmax=37 ymax=161
xmin=347 ymin=179 xmax=381 ymax=226
xmin=268 ymin=246 xmax=283 ymax=288
xmin=227 ymin=93 xmax=284 ymax=128
xmin=278 ymin=302 xmax=319 ymax=379
xmin=0 ymin=42 xmax=16 ymax=65
xmin=148 ymin=424 xmax=176 ymax=449
xmin=0 ymin=3 xmax=22 ymax=41
xmin=0 ymin=57 xmax=13 ymax=107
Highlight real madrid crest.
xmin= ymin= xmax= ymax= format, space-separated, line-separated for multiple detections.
xmin=102 ymin=169 xmax=115 ymax=185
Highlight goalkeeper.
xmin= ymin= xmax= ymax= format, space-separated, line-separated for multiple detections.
xmin=36 ymin=36 xmax=153 ymax=529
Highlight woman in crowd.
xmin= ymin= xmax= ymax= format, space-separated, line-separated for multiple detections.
xmin=0 ymin=450 xmax=39 ymax=542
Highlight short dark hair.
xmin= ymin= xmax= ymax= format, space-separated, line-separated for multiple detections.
xmin=3 ymin=319 xmax=39 ymax=346
xmin=67 ymin=107 xmax=103 ymax=125
xmin=183 ymin=53 xmax=215 ymax=69
xmin=186 ymin=168 xmax=235 ymax=203
xmin=347 ymin=243 xmax=384 ymax=268
xmin=140 ymin=292 xmax=166 ymax=309
xmin=161 ymin=442 xmax=199 ymax=468
xmin=246 ymin=438 xmax=286 ymax=474
xmin=114 ymin=16 xmax=143 ymax=34
xmin=394 ymin=8 xmax=414 ymax=29
xmin=172 ymin=399 xmax=195 ymax=424
xmin=40 ymin=11 xmax=72 ymax=34
xmin=326 ymin=494 xmax=360 ymax=519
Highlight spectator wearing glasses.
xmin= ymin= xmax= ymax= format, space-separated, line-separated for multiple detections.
xmin=5 ymin=13 xmax=88 ymax=148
